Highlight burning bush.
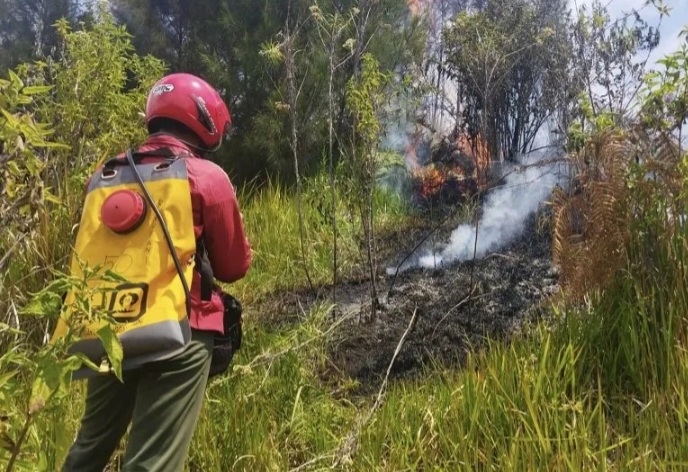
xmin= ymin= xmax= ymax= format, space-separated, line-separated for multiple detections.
xmin=410 ymin=133 xmax=491 ymax=204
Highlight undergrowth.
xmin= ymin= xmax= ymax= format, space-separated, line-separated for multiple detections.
xmin=230 ymin=175 xmax=409 ymax=304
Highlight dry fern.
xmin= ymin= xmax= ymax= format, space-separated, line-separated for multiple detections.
xmin=552 ymin=127 xmax=682 ymax=301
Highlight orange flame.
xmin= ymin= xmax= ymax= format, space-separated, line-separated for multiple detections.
xmin=414 ymin=165 xmax=444 ymax=198
xmin=456 ymin=134 xmax=491 ymax=185
xmin=411 ymin=133 xmax=491 ymax=201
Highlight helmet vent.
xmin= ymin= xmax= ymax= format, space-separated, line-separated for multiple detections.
xmin=193 ymin=96 xmax=217 ymax=135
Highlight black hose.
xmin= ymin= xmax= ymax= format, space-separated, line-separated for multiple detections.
xmin=125 ymin=149 xmax=191 ymax=317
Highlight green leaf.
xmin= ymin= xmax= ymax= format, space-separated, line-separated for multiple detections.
xmin=21 ymin=278 xmax=72 ymax=317
xmin=0 ymin=372 xmax=17 ymax=390
xmin=72 ymin=353 xmax=100 ymax=373
xmin=28 ymin=353 xmax=82 ymax=416
xmin=20 ymin=85 xmax=53 ymax=95
xmin=7 ymin=70 xmax=24 ymax=88
xmin=21 ymin=291 xmax=63 ymax=318
xmin=0 ymin=425 xmax=15 ymax=452
xmin=101 ymin=269 xmax=129 ymax=284
xmin=0 ymin=322 xmax=23 ymax=336
xmin=44 ymin=190 xmax=63 ymax=205
xmin=29 ymin=365 xmax=56 ymax=415
xmin=7 ymin=160 xmax=20 ymax=176
xmin=61 ymin=355 xmax=84 ymax=373
xmin=35 ymin=141 xmax=71 ymax=150
xmin=0 ymin=108 xmax=20 ymax=127
xmin=97 ymin=326 xmax=123 ymax=381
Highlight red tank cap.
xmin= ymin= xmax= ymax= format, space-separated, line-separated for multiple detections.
xmin=101 ymin=189 xmax=147 ymax=234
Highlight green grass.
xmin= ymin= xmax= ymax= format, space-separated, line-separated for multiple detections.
xmin=356 ymin=322 xmax=688 ymax=470
xmin=189 ymin=304 xmax=353 ymax=471
xmin=184 ymin=173 xmax=688 ymax=470
xmin=3 ymin=173 xmax=688 ymax=471
xmin=231 ymin=176 xmax=409 ymax=302
xmin=185 ymin=299 xmax=688 ymax=471
xmin=229 ymin=180 xmax=352 ymax=302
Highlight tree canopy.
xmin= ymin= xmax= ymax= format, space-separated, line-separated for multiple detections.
xmin=0 ymin=0 xmax=668 ymax=179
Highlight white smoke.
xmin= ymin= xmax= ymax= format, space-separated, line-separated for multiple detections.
xmin=382 ymin=117 xmax=414 ymax=162
xmin=388 ymin=151 xmax=563 ymax=274
xmin=422 ymin=153 xmax=561 ymax=267
xmin=381 ymin=4 xmax=566 ymax=274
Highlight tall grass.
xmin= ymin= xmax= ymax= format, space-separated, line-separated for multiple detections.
xmin=189 ymin=305 xmax=353 ymax=471
xmin=6 ymin=167 xmax=688 ymax=470
xmin=231 ymin=175 xmax=409 ymax=302
xmin=181 ymin=146 xmax=688 ymax=470
xmin=355 ymin=323 xmax=688 ymax=470
xmin=183 ymin=291 xmax=688 ymax=470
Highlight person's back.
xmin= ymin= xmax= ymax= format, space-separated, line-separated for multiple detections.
xmin=61 ymin=73 xmax=251 ymax=472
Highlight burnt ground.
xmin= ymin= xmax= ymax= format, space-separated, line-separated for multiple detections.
xmin=253 ymin=211 xmax=559 ymax=392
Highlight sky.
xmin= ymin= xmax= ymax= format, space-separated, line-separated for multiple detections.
xmin=568 ymin=0 xmax=687 ymax=66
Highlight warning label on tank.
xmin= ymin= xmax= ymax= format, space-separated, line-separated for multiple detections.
xmin=93 ymin=283 xmax=149 ymax=322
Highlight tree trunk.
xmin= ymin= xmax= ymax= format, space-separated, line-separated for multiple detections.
xmin=285 ymin=4 xmax=314 ymax=292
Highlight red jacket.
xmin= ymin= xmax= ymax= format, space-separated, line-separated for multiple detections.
xmin=131 ymin=133 xmax=251 ymax=333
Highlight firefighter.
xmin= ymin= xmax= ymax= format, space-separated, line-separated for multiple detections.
xmin=62 ymin=73 xmax=251 ymax=471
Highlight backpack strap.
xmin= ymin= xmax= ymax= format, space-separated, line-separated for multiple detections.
xmin=195 ymin=236 xmax=214 ymax=302
xmin=132 ymin=147 xmax=178 ymax=159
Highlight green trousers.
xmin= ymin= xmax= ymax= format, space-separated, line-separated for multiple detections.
xmin=62 ymin=330 xmax=214 ymax=472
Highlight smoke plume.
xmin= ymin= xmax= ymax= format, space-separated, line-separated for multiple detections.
xmin=389 ymin=152 xmax=563 ymax=274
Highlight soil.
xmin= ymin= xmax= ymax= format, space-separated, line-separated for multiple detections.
xmin=252 ymin=211 xmax=559 ymax=392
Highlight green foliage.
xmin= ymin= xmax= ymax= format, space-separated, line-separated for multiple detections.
xmin=565 ymin=93 xmax=618 ymax=152
xmin=347 ymin=54 xmax=389 ymax=147
xmin=443 ymin=0 xmax=572 ymax=159
xmin=345 ymin=52 xmax=393 ymax=316
xmin=0 ymin=10 xmax=163 ymax=470
xmin=568 ymin=0 xmax=660 ymax=133
xmin=34 ymin=14 xmax=164 ymax=168
xmin=0 ymin=267 xmax=131 ymax=470
xmin=641 ymin=38 xmax=688 ymax=135
xmin=345 ymin=52 xmax=392 ymax=197
xmin=189 ymin=304 xmax=354 ymax=470
xmin=560 ymin=19 xmax=688 ymax=397
xmin=112 ymin=0 xmax=421 ymax=184
xmin=1 ymin=9 xmax=164 ymax=340
xmin=230 ymin=174 xmax=366 ymax=303
xmin=353 ymin=318 xmax=688 ymax=469
xmin=0 ymin=73 xmax=68 ymax=236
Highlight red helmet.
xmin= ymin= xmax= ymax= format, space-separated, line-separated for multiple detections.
xmin=145 ymin=73 xmax=232 ymax=150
